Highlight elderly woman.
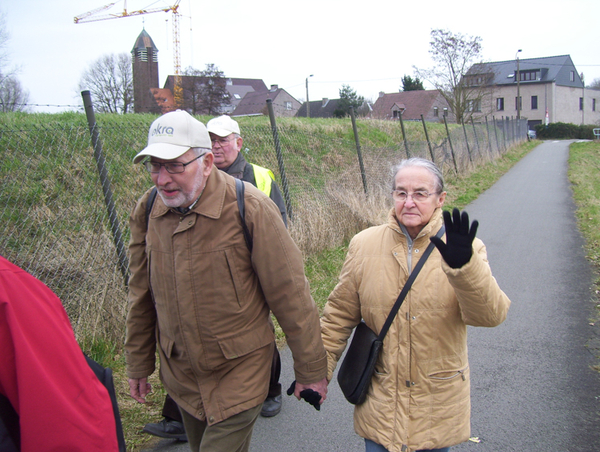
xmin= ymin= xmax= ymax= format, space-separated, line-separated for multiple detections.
xmin=321 ymin=158 xmax=511 ymax=452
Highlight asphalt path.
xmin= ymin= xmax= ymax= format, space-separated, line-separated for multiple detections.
xmin=143 ymin=140 xmax=600 ymax=452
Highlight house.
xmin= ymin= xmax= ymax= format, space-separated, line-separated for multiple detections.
xmin=467 ymin=55 xmax=600 ymax=128
xmin=222 ymin=78 xmax=269 ymax=114
xmin=231 ymin=85 xmax=301 ymax=117
xmin=370 ymin=90 xmax=453 ymax=122
xmin=296 ymin=98 xmax=341 ymax=118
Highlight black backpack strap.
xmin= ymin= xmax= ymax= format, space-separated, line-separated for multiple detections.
xmin=235 ymin=178 xmax=253 ymax=252
xmin=85 ymin=354 xmax=126 ymax=452
xmin=145 ymin=187 xmax=158 ymax=230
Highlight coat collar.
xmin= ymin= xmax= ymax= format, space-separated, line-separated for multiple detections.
xmin=387 ymin=207 xmax=444 ymax=241
xmin=150 ymin=167 xmax=228 ymax=221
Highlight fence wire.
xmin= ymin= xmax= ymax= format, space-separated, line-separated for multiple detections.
xmin=0 ymin=114 xmax=527 ymax=342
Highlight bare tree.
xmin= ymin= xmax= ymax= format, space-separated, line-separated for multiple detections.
xmin=588 ymin=78 xmax=600 ymax=90
xmin=180 ymin=64 xmax=230 ymax=115
xmin=78 ymin=53 xmax=133 ymax=113
xmin=181 ymin=66 xmax=204 ymax=115
xmin=414 ymin=29 xmax=487 ymax=123
xmin=0 ymin=10 xmax=30 ymax=112
xmin=0 ymin=75 xmax=30 ymax=112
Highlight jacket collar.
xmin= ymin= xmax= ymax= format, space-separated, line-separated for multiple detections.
xmin=222 ymin=152 xmax=247 ymax=176
xmin=387 ymin=207 xmax=444 ymax=241
xmin=150 ymin=167 xmax=228 ymax=221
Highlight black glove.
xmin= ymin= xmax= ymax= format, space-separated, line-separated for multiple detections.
xmin=286 ymin=380 xmax=321 ymax=411
xmin=430 ymin=208 xmax=478 ymax=269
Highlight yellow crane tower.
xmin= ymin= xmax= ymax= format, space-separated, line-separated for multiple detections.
xmin=74 ymin=0 xmax=183 ymax=107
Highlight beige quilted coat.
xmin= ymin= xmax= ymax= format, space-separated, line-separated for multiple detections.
xmin=321 ymin=208 xmax=510 ymax=451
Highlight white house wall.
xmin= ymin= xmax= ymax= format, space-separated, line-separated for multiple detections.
xmin=478 ymin=83 xmax=600 ymax=126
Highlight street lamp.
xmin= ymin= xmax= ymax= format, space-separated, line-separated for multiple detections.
xmin=516 ymin=49 xmax=522 ymax=120
xmin=306 ymin=74 xmax=313 ymax=118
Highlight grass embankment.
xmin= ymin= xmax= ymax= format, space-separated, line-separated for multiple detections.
xmin=568 ymin=141 xmax=600 ymax=347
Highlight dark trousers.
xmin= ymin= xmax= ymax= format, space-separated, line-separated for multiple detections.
xmin=162 ymin=346 xmax=282 ymax=423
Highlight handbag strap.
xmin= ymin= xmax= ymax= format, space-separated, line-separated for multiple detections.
xmin=377 ymin=226 xmax=445 ymax=341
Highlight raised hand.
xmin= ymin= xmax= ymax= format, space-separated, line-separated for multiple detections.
xmin=430 ymin=208 xmax=478 ymax=269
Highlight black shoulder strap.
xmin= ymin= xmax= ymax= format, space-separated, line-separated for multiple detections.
xmin=145 ymin=187 xmax=158 ymax=230
xmin=235 ymin=178 xmax=253 ymax=252
xmin=378 ymin=226 xmax=445 ymax=341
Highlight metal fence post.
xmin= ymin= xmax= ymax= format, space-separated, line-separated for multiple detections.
xmin=421 ymin=114 xmax=435 ymax=163
xmin=443 ymin=115 xmax=458 ymax=174
xmin=81 ymin=90 xmax=129 ymax=285
xmin=349 ymin=107 xmax=368 ymax=196
xmin=471 ymin=118 xmax=480 ymax=157
xmin=462 ymin=120 xmax=473 ymax=162
xmin=398 ymin=112 xmax=411 ymax=157
xmin=266 ymin=99 xmax=293 ymax=220
xmin=485 ymin=116 xmax=492 ymax=157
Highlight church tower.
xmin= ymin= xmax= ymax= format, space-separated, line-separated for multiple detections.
xmin=131 ymin=29 xmax=160 ymax=114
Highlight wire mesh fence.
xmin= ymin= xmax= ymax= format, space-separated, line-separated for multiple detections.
xmin=0 ymin=112 xmax=527 ymax=342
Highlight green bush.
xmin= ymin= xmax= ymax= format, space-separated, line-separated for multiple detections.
xmin=535 ymin=122 xmax=597 ymax=139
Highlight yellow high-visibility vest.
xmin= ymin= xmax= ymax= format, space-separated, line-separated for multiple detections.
xmin=251 ymin=164 xmax=274 ymax=197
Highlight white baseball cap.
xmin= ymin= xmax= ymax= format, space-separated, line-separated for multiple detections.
xmin=133 ymin=110 xmax=211 ymax=164
xmin=206 ymin=115 xmax=241 ymax=137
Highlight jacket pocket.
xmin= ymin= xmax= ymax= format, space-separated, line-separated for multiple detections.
xmin=224 ymin=248 xmax=245 ymax=308
xmin=428 ymin=365 xmax=468 ymax=381
xmin=218 ymin=322 xmax=274 ymax=360
xmin=427 ymin=365 xmax=470 ymax=406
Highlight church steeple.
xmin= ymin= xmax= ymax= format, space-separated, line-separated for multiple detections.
xmin=132 ymin=28 xmax=160 ymax=113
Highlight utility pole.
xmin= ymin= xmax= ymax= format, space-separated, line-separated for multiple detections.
xmin=516 ymin=49 xmax=522 ymax=120
xmin=306 ymin=74 xmax=313 ymax=118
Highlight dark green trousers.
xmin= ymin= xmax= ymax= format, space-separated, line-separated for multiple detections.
xmin=179 ymin=404 xmax=261 ymax=452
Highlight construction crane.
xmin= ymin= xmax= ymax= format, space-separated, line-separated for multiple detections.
xmin=74 ymin=0 xmax=183 ymax=107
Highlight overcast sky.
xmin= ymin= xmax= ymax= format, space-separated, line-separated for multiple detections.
xmin=5 ymin=0 xmax=600 ymax=113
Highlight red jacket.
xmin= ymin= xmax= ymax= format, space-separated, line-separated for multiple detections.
xmin=0 ymin=256 xmax=119 ymax=452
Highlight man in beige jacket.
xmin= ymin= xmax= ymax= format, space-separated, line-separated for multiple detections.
xmin=125 ymin=110 xmax=327 ymax=452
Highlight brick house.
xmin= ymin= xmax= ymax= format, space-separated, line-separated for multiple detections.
xmin=230 ymin=85 xmax=301 ymax=117
xmin=370 ymin=90 xmax=453 ymax=122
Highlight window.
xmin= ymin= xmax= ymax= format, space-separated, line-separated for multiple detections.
xmin=284 ymin=101 xmax=292 ymax=110
xmin=518 ymin=70 xmax=540 ymax=81
xmin=433 ymin=106 xmax=439 ymax=117
xmin=570 ymin=71 xmax=575 ymax=82
xmin=467 ymin=100 xmax=481 ymax=112
xmin=392 ymin=109 xmax=405 ymax=118
xmin=579 ymin=97 xmax=584 ymax=111
xmin=443 ymin=107 xmax=448 ymax=117
xmin=531 ymin=96 xmax=538 ymax=110
xmin=515 ymin=97 xmax=522 ymax=110
xmin=496 ymin=98 xmax=504 ymax=111
xmin=593 ymin=99 xmax=596 ymax=112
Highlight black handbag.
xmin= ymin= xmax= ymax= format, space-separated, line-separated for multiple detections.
xmin=337 ymin=227 xmax=444 ymax=405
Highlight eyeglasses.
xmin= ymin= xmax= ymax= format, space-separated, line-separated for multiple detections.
xmin=391 ymin=190 xmax=439 ymax=202
xmin=210 ymin=136 xmax=235 ymax=146
xmin=144 ymin=153 xmax=205 ymax=174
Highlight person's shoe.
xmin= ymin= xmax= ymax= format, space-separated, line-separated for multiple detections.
xmin=143 ymin=418 xmax=188 ymax=442
xmin=260 ymin=394 xmax=282 ymax=417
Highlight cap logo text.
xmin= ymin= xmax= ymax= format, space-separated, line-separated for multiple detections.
xmin=150 ymin=123 xmax=175 ymax=137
